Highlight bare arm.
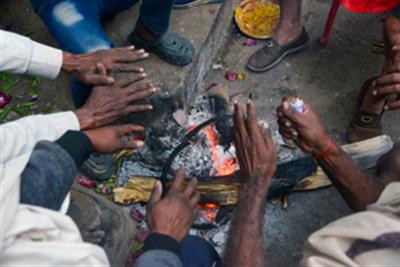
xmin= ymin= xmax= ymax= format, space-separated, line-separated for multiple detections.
xmin=277 ymin=98 xmax=382 ymax=211
xmin=224 ymin=101 xmax=277 ymax=267
xmin=317 ymin=144 xmax=382 ymax=210
xmin=225 ymin=176 xmax=268 ymax=267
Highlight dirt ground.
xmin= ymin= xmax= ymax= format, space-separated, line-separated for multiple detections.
xmin=1 ymin=0 xmax=399 ymax=266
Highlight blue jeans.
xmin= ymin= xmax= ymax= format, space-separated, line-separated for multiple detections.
xmin=30 ymin=0 xmax=174 ymax=107
xmin=181 ymin=236 xmax=222 ymax=267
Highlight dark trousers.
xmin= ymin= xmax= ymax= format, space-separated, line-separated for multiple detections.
xmin=30 ymin=0 xmax=174 ymax=107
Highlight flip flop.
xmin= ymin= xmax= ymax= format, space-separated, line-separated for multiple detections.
xmin=246 ymin=27 xmax=309 ymax=73
xmin=82 ymin=154 xmax=115 ymax=181
xmin=129 ymin=31 xmax=194 ymax=66
xmin=173 ymin=0 xmax=223 ymax=9
xmin=346 ymin=78 xmax=384 ymax=143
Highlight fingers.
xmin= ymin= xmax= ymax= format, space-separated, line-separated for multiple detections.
xmin=183 ymin=178 xmax=198 ymax=199
xmin=114 ymin=47 xmax=149 ymax=63
xmin=117 ymin=73 xmax=147 ymax=87
xmin=83 ymin=63 xmax=114 ymax=86
xmin=125 ymin=104 xmax=154 ymax=114
xmin=385 ymin=100 xmax=400 ymax=110
xmin=126 ymin=87 xmax=157 ymax=103
xmin=170 ymin=166 xmax=185 ymax=193
xmin=373 ymin=84 xmax=400 ymax=98
xmin=246 ymin=100 xmax=259 ymax=139
xmin=115 ymin=64 xmax=145 ymax=73
xmin=189 ymin=192 xmax=200 ymax=207
xmin=280 ymin=99 xmax=302 ymax=124
xmin=84 ymin=74 xmax=114 ymax=86
xmin=234 ymin=101 xmax=248 ymax=141
xmin=149 ymin=181 xmax=162 ymax=205
xmin=116 ymin=124 xmax=145 ymax=136
xmin=96 ymin=63 xmax=108 ymax=76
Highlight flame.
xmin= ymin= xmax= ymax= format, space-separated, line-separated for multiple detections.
xmin=204 ymin=125 xmax=237 ymax=176
xmin=196 ymin=203 xmax=219 ymax=222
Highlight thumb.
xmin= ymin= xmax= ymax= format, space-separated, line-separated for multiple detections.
xmin=149 ymin=181 xmax=162 ymax=205
xmin=96 ymin=63 xmax=108 ymax=76
xmin=281 ymin=100 xmax=302 ymax=124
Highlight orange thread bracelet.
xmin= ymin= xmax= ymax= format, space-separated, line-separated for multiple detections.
xmin=313 ymin=139 xmax=337 ymax=161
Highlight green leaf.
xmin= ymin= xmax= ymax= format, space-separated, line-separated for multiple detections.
xmin=22 ymin=31 xmax=34 ymax=37
xmin=0 ymin=72 xmax=12 ymax=82
xmin=0 ymin=108 xmax=11 ymax=121
xmin=2 ymin=80 xmax=21 ymax=93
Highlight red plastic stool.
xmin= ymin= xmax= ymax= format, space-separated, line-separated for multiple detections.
xmin=320 ymin=0 xmax=341 ymax=46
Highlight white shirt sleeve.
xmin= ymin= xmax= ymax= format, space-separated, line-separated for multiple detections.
xmin=0 ymin=30 xmax=63 ymax=79
xmin=0 ymin=111 xmax=80 ymax=165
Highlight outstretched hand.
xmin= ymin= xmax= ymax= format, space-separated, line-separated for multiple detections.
xmin=75 ymin=64 xmax=156 ymax=130
xmin=372 ymin=46 xmax=400 ymax=111
xmin=277 ymin=97 xmax=332 ymax=155
xmin=147 ymin=167 xmax=199 ymax=242
xmin=62 ymin=46 xmax=149 ymax=86
xmin=84 ymin=124 xmax=145 ymax=154
xmin=233 ymin=100 xmax=277 ymax=193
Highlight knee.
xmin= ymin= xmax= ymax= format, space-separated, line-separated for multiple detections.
xmin=376 ymin=144 xmax=400 ymax=179
xmin=52 ymin=1 xmax=84 ymax=27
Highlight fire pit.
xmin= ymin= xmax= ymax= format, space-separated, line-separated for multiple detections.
xmin=113 ymin=85 xmax=318 ymax=256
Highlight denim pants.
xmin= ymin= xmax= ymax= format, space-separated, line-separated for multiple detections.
xmin=30 ymin=0 xmax=174 ymax=107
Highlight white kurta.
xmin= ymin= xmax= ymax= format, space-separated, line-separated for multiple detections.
xmin=0 ymin=30 xmax=109 ymax=266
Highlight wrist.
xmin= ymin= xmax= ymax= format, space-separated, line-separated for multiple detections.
xmin=62 ymin=52 xmax=79 ymax=74
xmin=312 ymin=135 xmax=334 ymax=155
xmin=74 ymin=108 xmax=95 ymax=130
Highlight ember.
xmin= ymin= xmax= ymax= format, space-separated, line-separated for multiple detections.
xmin=204 ymin=125 xmax=237 ymax=176
xmin=197 ymin=203 xmax=219 ymax=222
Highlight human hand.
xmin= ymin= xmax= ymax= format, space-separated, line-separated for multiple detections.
xmin=373 ymin=48 xmax=400 ymax=111
xmin=75 ymin=64 xmax=156 ymax=130
xmin=147 ymin=167 xmax=199 ymax=242
xmin=277 ymin=97 xmax=332 ymax=155
xmin=84 ymin=124 xmax=145 ymax=154
xmin=62 ymin=46 xmax=149 ymax=86
xmin=233 ymin=100 xmax=277 ymax=193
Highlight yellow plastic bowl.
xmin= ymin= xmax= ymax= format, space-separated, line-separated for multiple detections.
xmin=234 ymin=0 xmax=280 ymax=40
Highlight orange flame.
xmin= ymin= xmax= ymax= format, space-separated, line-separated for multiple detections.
xmin=204 ymin=125 xmax=237 ymax=176
xmin=196 ymin=203 xmax=219 ymax=222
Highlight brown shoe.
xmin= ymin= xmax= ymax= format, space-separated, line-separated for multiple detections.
xmin=246 ymin=27 xmax=309 ymax=72
xmin=346 ymin=78 xmax=383 ymax=143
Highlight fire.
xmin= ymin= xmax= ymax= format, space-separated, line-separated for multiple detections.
xmin=196 ymin=203 xmax=219 ymax=222
xmin=204 ymin=125 xmax=237 ymax=176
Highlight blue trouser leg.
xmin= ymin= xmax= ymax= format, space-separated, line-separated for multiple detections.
xmin=30 ymin=0 xmax=174 ymax=107
xmin=140 ymin=0 xmax=175 ymax=34
xmin=180 ymin=236 xmax=222 ymax=267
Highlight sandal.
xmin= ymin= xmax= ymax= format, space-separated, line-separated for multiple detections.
xmin=173 ymin=0 xmax=224 ymax=9
xmin=82 ymin=153 xmax=115 ymax=181
xmin=129 ymin=31 xmax=195 ymax=66
xmin=346 ymin=78 xmax=384 ymax=143
xmin=246 ymin=27 xmax=309 ymax=73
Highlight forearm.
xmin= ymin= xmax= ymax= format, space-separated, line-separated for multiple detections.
xmin=317 ymin=144 xmax=382 ymax=211
xmin=225 ymin=184 xmax=267 ymax=267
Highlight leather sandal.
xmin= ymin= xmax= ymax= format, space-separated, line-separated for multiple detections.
xmin=346 ymin=78 xmax=383 ymax=143
xmin=246 ymin=27 xmax=309 ymax=73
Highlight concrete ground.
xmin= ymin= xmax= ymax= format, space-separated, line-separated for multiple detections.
xmin=1 ymin=0 xmax=399 ymax=266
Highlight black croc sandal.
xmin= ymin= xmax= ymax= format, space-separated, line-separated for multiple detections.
xmin=82 ymin=154 xmax=115 ymax=181
xmin=129 ymin=31 xmax=195 ymax=66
